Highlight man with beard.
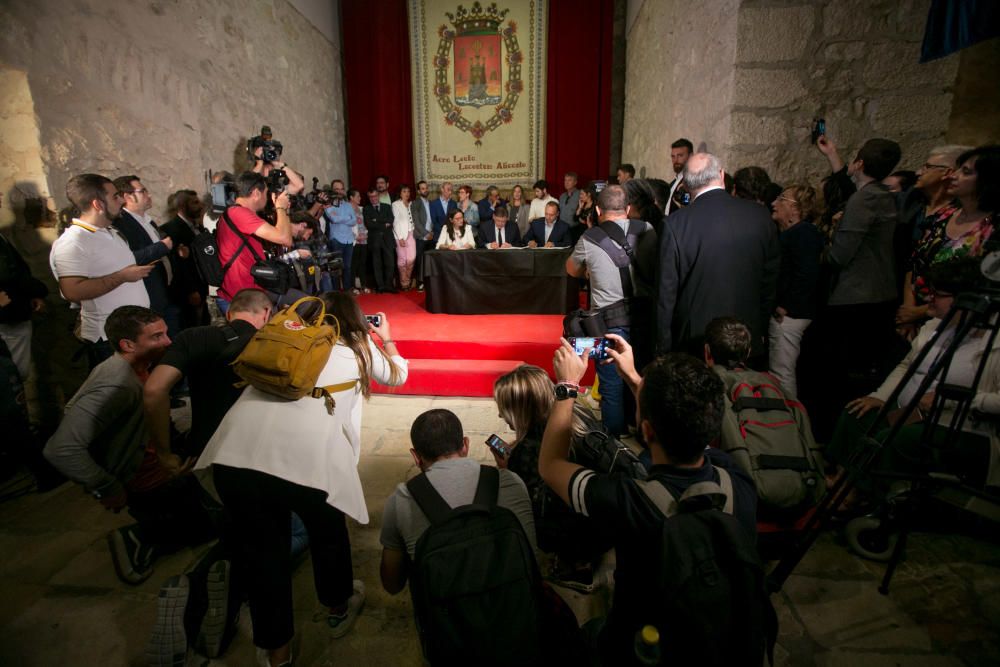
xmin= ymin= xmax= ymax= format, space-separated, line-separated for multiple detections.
xmin=43 ymin=306 xmax=216 ymax=585
xmin=162 ymin=190 xmax=211 ymax=329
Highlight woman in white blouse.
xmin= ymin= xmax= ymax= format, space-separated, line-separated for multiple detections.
xmin=392 ymin=185 xmax=417 ymax=289
xmin=196 ymin=291 xmax=407 ymax=666
xmin=436 ymin=209 xmax=476 ymax=250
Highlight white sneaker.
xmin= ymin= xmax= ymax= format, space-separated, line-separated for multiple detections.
xmin=326 ymin=579 xmax=366 ymax=638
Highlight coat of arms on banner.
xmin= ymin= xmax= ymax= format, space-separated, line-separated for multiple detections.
xmin=434 ymin=2 xmax=523 ymax=146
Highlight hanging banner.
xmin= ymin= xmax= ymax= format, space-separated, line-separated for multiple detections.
xmin=408 ymin=0 xmax=547 ymax=189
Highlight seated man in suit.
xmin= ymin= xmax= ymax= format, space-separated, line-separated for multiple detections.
xmin=523 ymin=202 xmax=572 ymax=248
xmin=477 ymin=206 xmax=521 ymax=249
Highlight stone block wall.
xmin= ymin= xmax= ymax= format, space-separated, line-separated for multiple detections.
xmin=0 ymin=0 xmax=347 ymax=226
xmin=621 ymin=0 xmax=994 ymax=187
xmin=729 ymin=0 xmax=960 ymax=185
xmin=622 ymin=0 xmax=741 ymax=179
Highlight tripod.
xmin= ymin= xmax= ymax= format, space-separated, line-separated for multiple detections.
xmin=767 ymin=289 xmax=1000 ymax=595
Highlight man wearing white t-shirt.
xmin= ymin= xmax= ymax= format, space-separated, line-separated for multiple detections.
xmin=50 ymin=173 xmax=153 ymax=367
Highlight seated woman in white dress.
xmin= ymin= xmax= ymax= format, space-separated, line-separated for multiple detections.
xmin=436 ymin=209 xmax=477 ymax=250
xmin=195 ymin=291 xmax=407 ymax=667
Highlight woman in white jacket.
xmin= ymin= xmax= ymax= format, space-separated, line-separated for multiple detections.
xmin=391 ymin=185 xmax=417 ymax=289
xmin=197 ymin=291 xmax=407 ymax=667
xmin=828 ymin=259 xmax=1000 ymax=492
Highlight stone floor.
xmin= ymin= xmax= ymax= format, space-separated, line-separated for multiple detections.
xmin=1 ymin=394 xmax=999 ymax=665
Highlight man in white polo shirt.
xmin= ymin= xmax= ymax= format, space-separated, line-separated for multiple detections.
xmin=51 ymin=173 xmax=153 ymax=367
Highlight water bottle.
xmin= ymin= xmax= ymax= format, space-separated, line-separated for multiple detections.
xmin=633 ymin=624 xmax=661 ymax=665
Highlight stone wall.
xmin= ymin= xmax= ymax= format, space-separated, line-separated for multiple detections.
xmin=0 ymin=0 xmax=347 ymax=227
xmin=622 ymin=0 xmax=741 ymax=179
xmin=729 ymin=0 xmax=960 ymax=184
xmin=0 ymin=0 xmax=348 ymax=424
xmin=621 ymin=0 xmax=997 ymax=186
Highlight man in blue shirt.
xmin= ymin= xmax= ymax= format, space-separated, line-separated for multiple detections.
xmin=323 ymin=179 xmax=356 ymax=291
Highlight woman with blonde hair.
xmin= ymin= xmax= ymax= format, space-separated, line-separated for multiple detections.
xmin=492 ymin=365 xmax=612 ymax=567
xmin=196 ymin=291 xmax=407 ymax=667
xmin=769 ymin=183 xmax=825 ymax=397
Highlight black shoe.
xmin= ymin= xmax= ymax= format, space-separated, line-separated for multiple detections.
xmin=146 ymin=575 xmax=189 ymax=667
xmin=107 ymin=524 xmax=155 ymax=585
xmin=196 ymin=560 xmax=233 ymax=658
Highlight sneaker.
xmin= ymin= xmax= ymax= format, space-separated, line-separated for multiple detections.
xmin=256 ymin=647 xmax=294 ymax=667
xmin=196 ymin=559 xmax=232 ymax=658
xmin=326 ymin=580 xmax=365 ymax=638
xmin=107 ymin=524 xmax=154 ymax=585
xmin=146 ymin=575 xmax=189 ymax=667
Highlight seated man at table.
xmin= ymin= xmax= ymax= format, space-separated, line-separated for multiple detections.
xmin=478 ymin=206 xmax=522 ymax=249
xmin=524 ymin=202 xmax=572 ymax=248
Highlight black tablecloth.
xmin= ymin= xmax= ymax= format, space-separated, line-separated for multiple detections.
xmin=421 ymin=249 xmax=580 ymax=314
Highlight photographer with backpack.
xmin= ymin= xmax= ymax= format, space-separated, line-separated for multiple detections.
xmin=195 ymin=291 xmax=407 ymax=667
xmin=539 ymin=337 xmax=775 ymax=666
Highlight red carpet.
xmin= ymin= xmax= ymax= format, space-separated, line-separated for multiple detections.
xmin=356 ymin=291 xmax=592 ymax=397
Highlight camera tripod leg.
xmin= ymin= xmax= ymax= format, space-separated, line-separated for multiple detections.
xmin=878 ymin=522 xmax=910 ymax=595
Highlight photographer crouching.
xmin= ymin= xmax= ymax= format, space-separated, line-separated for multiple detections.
xmin=275 ymin=212 xmax=343 ymax=295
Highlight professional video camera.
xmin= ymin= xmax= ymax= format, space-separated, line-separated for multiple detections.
xmin=209 ymin=171 xmax=237 ymax=213
xmin=247 ymin=124 xmax=283 ymax=165
xmin=303 ymin=177 xmax=337 ymax=209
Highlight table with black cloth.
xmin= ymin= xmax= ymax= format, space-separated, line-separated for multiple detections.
xmin=421 ymin=248 xmax=580 ymax=314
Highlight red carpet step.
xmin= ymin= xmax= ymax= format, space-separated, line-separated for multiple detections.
xmin=356 ymin=291 xmax=593 ymax=397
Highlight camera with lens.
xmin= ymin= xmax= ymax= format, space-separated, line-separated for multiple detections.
xmin=247 ymin=133 xmax=284 ymax=165
xmin=266 ymin=168 xmax=290 ymax=195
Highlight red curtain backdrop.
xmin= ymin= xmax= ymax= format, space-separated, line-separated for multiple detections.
xmin=341 ymin=0 xmax=415 ymax=191
xmin=544 ymin=0 xmax=615 ymax=195
xmin=341 ymin=0 xmax=614 ymax=195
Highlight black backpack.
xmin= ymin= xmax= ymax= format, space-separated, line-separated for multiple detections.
xmin=407 ymin=466 xmax=545 ymax=666
xmin=190 ymin=211 xmax=257 ymax=288
xmin=574 ymin=411 xmax=648 ymax=480
xmin=635 ymin=469 xmax=777 ymax=665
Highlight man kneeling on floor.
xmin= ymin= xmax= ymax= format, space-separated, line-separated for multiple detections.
xmin=379 ymin=409 xmax=586 ymax=665
xmin=43 ymin=305 xmax=216 ymax=584
xmin=540 ymin=338 xmax=775 ymax=665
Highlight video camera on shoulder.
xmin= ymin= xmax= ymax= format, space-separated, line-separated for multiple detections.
xmin=247 ymin=124 xmax=283 ymax=165
xmin=209 ymin=171 xmax=237 ymax=213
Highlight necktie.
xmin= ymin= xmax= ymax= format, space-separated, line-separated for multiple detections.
xmin=498 ymin=227 xmax=504 ymax=245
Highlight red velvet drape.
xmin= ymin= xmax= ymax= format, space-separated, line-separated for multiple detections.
xmin=341 ymin=0 xmax=416 ymax=192
xmin=544 ymin=0 xmax=615 ymax=194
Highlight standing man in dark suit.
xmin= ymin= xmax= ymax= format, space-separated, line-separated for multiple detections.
xmin=477 ymin=206 xmax=522 ymax=248
xmin=113 ymin=175 xmax=173 ymax=329
xmin=161 ymin=190 xmax=210 ymax=330
xmin=657 ymin=153 xmax=779 ymax=365
xmin=429 ymin=182 xmax=457 ymax=241
xmin=363 ymin=187 xmax=396 ymax=293
xmin=523 ymin=202 xmax=573 ymax=248
xmin=412 ymin=181 xmax=434 ymax=291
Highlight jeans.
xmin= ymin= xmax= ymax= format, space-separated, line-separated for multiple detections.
xmin=768 ymin=315 xmax=811 ymax=398
xmin=596 ymin=326 xmax=629 ymax=437
xmin=215 ymin=297 xmax=230 ymax=316
xmin=328 ymin=238 xmax=354 ymax=291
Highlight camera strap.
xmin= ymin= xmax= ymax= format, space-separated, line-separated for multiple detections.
xmin=584 ymin=220 xmax=645 ymax=300
xmin=221 ymin=209 xmax=264 ymax=278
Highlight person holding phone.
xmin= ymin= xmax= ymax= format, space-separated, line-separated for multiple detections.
xmin=196 ymin=291 xmax=407 ymax=666
xmin=492 ymin=365 xmax=614 ymax=575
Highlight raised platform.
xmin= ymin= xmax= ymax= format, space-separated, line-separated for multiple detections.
xmin=356 ymin=291 xmax=585 ymax=397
